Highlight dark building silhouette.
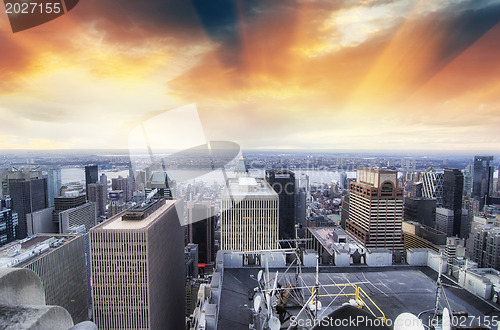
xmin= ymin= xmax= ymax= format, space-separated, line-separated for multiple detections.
xmin=187 ymin=202 xmax=216 ymax=265
xmin=442 ymin=168 xmax=464 ymax=237
xmin=84 ymin=165 xmax=98 ymax=199
xmin=472 ymin=156 xmax=494 ymax=210
xmin=266 ymin=170 xmax=296 ymax=240
xmin=8 ymin=178 xmax=48 ymax=239
xmin=404 ymin=197 xmax=436 ymax=228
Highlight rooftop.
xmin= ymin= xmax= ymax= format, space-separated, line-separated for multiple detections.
xmin=0 ymin=234 xmax=80 ymax=268
xmin=222 ymin=178 xmax=277 ymax=198
xmin=218 ymin=266 xmax=500 ymax=329
xmin=93 ymin=199 xmax=177 ymax=230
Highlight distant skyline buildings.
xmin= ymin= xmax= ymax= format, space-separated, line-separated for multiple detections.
xmin=84 ymin=165 xmax=98 ymax=199
xmin=472 ymin=156 xmax=494 ymax=210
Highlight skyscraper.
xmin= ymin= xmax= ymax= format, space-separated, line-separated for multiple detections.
xmin=221 ymin=177 xmax=278 ymax=251
xmin=421 ymin=170 xmax=444 ymax=206
xmin=90 ymin=198 xmax=185 ymax=329
xmin=46 ymin=168 xmax=62 ymax=207
xmin=442 ymin=168 xmax=464 ymax=237
xmin=112 ymin=176 xmax=132 ymax=202
xmin=345 ymin=168 xmax=404 ymax=252
xmin=187 ymin=201 xmax=215 ymax=265
xmin=84 ymin=165 xmax=98 ymax=199
xmin=87 ymin=183 xmax=107 ymax=217
xmin=146 ymin=172 xmax=173 ymax=199
xmin=472 ymin=156 xmax=494 ymax=210
xmin=8 ymin=177 xmax=48 ymax=239
xmin=265 ymin=170 xmax=295 ymax=240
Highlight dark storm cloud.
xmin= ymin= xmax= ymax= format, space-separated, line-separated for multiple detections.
xmin=428 ymin=1 xmax=500 ymax=78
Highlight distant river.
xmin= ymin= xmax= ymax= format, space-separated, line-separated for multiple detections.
xmin=61 ymin=167 xmax=356 ymax=185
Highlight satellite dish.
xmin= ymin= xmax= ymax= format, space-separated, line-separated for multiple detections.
xmin=442 ymin=308 xmax=451 ymax=330
xmin=268 ymin=316 xmax=281 ymax=330
xmin=254 ymin=295 xmax=262 ymax=313
xmin=257 ymin=270 xmax=263 ymax=283
xmin=394 ymin=313 xmax=424 ymax=330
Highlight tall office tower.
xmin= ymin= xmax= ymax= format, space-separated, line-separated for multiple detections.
xmin=404 ymin=197 xmax=436 ymax=228
xmin=442 ymin=168 xmax=464 ymax=237
xmin=463 ymin=165 xmax=473 ymax=196
xmin=187 ymin=201 xmax=215 ymax=265
xmin=112 ymin=176 xmax=132 ymax=202
xmin=90 ymin=198 xmax=185 ymax=329
xmin=221 ymin=177 xmax=278 ymax=251
xmin=466 ymin=215 xmax=500 ymax=271
xmin=0 ymin=234 xmax=88 ymax=323
xmin=0 ymin=197 xmax=18 ymax=246
xmin=461 ymin=195 xmax=479 ymax=239
xmin=339 ymin=172 xmax=347 ymax=190
xmin=145 ymin=172 xmax=173 ymax=199
xmin=87 ymin=183 xmax=107 ymax=217
xmin=8 ymin=177 xmax=48 ymax=240
xmin=295 ymin=173 xmax=309 ymax=229
xmin=99 ymin=173 xmax=107 ymax=186
xmin=472 ymin=156 xmax=494 ymax=210
xmin=266 ymin=170 xmax=295 ymax=240
xmin=46 ymin=169 xmax=62 ymax=207
xmin=234 ymin=156 xmax=249 ymax=176
xmin=421 ymin=170 xmax=444 ymax=206
xmin=435 ymin=208 xmax=454 ymax=237
xmin=345 ymin=168 xmax=404 ymax=252
xmin=84 ymin=165 xmax=98 ymax=199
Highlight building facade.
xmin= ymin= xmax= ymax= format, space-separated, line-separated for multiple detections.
xmin=265 ymin=170 xmax=295 ymax=240
xmin=442 ymin=168 xmax=464 ymax=237
xmin=345 ymin=169 xmax=404 ymax=252
xmin=90 ymin=198 xmax=185 ymax=329
xmin=472 ymin=156 xmax=494 ymax=210
xmin=221 ymin=177 xmax=278 ymax=251
xmin=85 ymin=165 xmax=98 ymax=199
xmin=421 ymin=171 xmax=444 ymax=206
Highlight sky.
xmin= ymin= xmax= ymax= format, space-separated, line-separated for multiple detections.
xmin=1 ymin=0 xmax=500 ymax=152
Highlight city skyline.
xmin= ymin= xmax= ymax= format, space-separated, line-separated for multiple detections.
xmin=1 ymin=1 xmax=500 ymax=152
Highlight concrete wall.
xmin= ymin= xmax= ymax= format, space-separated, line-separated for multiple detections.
xmin=458 ymin=269 xmax=494 ymax=300
xmin=365 ymin=249 xmax=392 ymax=266
xmin=334 ymin=250 xmax=351 ymax=267
xmin=406 ymin=248 xmax=429 ymax=266
xmin=427 ymin=250 xmax=447 ymax=274
xmin=26 ymin=207 xmax=56 ymax=235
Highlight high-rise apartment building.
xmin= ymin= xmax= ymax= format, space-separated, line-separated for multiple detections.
xmin=472 ymin=156 xmax=494 ymax=210
xmin=112 ymin=176 xmax=132 ymax=202
xmin=265 ymin=170 xmax=295 ymax=240
xmin=442 ymin=168 xmax=464 ymax=237
xmin=345 ymin=169 xmax=404 ymax=252
xmin=84 ymin=165 xmax=98 ymax=199
xmin=221 ymin=177 xmax=278 ymax=251
xmin=87 ymin=183 xmax=107 ymax=217
xmin=90 ymin=198 xmax=185 ymax=329
xmin=466 ymin=215 xmax=500 ymax=271
xmin=421 ymin=170 xmax=444 ymax=206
